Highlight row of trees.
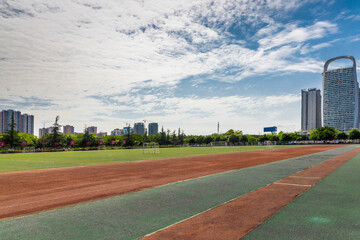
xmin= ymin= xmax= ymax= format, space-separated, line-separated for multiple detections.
xmin=2 ymin=115 xmax=360 ymax=150
xmin=257 ymin=127 xmax=360 ymax=142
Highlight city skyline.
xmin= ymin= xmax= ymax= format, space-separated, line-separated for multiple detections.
xmin=37 ymin=119 xmax=160 ymax=137
xmin=1 ymin=0 xmax=360 ymax=135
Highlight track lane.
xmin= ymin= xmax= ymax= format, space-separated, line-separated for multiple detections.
xmin=141 ymin=147 xmax=360 ymax=240
xmin=0 ymin=145 xmax=343 ymax=219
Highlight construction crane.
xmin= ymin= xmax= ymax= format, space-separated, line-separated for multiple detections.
xmin=123 ymin=122 xmax=130 ymax=128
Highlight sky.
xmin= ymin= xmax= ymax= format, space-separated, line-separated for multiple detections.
xmin=1 ymin=0 xmax=360 ymax=136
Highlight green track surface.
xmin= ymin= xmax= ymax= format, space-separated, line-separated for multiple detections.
xmin=0 ymin=146 xmax=354 ymax=240
xmin=0 ymin=146 xmax=292 ymax=172
xmin=243 ymin=148 xmax=360 ymax=240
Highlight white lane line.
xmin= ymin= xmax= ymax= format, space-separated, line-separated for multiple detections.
xmin=288 ymin=176 xmax=321 ymax=179
xmin=273 ymin=182 xmax=312 ymax=187
xmin=142 ymin=193 xmax=247 ymax=238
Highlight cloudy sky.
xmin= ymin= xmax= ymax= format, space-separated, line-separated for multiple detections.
xmin=1 ymin=0 xmax=360 ymax=136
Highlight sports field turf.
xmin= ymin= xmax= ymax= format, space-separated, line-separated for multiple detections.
xmin=0 ymin=146 xmax=354 ymax=240
xmin=0 ymin=146 xmax=292 ymax=172
xmin=243 ymin=147 xmax=360 ymax=239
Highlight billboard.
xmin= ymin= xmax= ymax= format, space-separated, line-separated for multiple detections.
xmin=264 ymin=126 xmax=277 ymax=132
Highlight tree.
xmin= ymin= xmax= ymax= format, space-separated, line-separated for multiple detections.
xmin=188 ymin=137 xmax=196 ymax=145
xmin=3 ymin=114 xmax=21 ymax=148
xmin=258 ymin=134 xmax=269 ymax=142
xmin=322 ymin=129 xmax=336 ymax=140
xmin=309 ymin=127 xmax=336 ymax=141
xmin=18 ymin=132 xmax=37 ymax=147
xmin=234 ymin=130 xmax=243 ymax=135
xmin=290 ymin=132 xmax=301 ymax=141
xmin=51 ymin=115 xmax=62 ymax=146
xmin=219 ymin=135 xmax=227 ymax=141
xmin=240 ymin=135 xmax=248 ymax=143
xmin=309 ymin=129 xmax=320 ymax=140
xmin=132 ymin=134 xmax=143 ymax=146
xmin=177 ymin=128 xmax=185 ymax=145
xmin=336 ymin=131 xmax=348 ymax=140
xmin=64 ymin=134 xmax=74 ymax=147
xmin=81 ymin=128 xmax=91 ymax=147
xmin=121 ymin=124 xmax=134 ymax=147
xmin=143 ymin=131 xmax=148 ymax=143
xmin=196 ymin=136 xmax=204 ymax=145
xmin=171 ymin=130 xmax=177 ymax=145
xmin=278 ymin=131 xmax=284 ymax=140
xmin=228 ymin=134 xmax=240 ymax=145
xmin=211 ymin=134 xmax=221 ymax=142
xmin=81 ymin=128 xmax=99 ymax=147
xmin=281 ymin=133 xmax=292 ymax=142
xmin=269 ymin=134 xmax=279 ymax=142
xmin=224 ymin=129 xmax=234 ymax=135
xmin=247 ymin=135 xmax=257 ymax=143
xmin=159 ymin=127 xmax=166 ymax=145
xmin=166 ymin=129 xmax=171 ymax=144
xmin=349 ymin=129 xmax=360 ymax=139
xmin=204 ymin=136 xmax=213 ymax=144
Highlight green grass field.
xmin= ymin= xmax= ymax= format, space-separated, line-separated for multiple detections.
xmin=0 ymin=146 xmax=293 ymax=173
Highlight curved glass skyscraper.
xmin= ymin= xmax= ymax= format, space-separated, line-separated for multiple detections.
xmin=322 ymin=56 xmax=358 ymax=131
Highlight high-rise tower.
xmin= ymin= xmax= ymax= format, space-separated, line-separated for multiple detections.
xmin=301 ymin=88 xmax=322 ymax=131
xmin=322 ymin=56 xmax=358 ymax=131
xmin=134 ymin=122 xmax=145 ymax=135
xmin=21 ymin=114 xmax=34 ymax=135
xmin=148 ymin=123 xmax=158 ymax=135
xmin=0 ymin=109 xmax=22 ymax=133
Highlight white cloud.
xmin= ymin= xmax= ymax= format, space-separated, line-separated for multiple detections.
xmin=257 ymin=21 xmax=338 ymax=50
xmin=345 ymin=14 xmax=360 ymax=21
xmin=351 ymin=35 xmax=360 ymax=42
xmin=84 ymin=93 xmax=301 ymax=134
xmin=0 ymin=0 xmax=341 ymax=134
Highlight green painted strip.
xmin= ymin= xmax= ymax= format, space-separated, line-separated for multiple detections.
xmin=0 ymin=146 xmax=355 ymax=240
xmin=243 ymin=148 xmax=360 ymax=240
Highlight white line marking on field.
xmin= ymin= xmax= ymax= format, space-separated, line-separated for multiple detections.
xmin=142 ymin=192 xmax=250 ymax=238
xmin=288 ymin=176 xmax=321 ymax=179
xmin=273 ymin=182 xmax=312 ymax=187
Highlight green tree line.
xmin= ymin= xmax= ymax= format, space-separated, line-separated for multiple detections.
xmin=1 ymin=116 xmax=360 ymax=151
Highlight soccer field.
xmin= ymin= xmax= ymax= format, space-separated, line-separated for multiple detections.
xmin=0 ymin=146 xmax=292 ymax=173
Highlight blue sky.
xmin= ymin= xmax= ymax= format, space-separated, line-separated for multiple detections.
xmin=0 ymin=0 xmax=359 ymax=136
